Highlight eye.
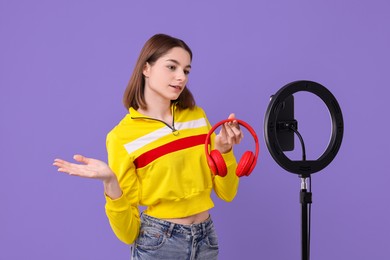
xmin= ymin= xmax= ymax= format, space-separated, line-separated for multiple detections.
xmin=184 ymin=70 xmax=190 ymax=75
xmin=167 ymin=65 xmax=176 ymax=71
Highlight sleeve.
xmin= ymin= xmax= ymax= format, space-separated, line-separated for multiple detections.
xmin=201 ymin=108 xmax=240 ymax=202
xmin=105 ymin=131 xmax=141 ymax=245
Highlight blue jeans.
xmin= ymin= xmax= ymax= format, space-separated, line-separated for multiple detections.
xmin=131 ymin=213 xmax=219 ymax=260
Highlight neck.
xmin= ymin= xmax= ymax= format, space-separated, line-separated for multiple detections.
xmin=140 ymin=85 xmax=173 ymax=121
xmin=139 ymin=104 xmax=172 ymax=120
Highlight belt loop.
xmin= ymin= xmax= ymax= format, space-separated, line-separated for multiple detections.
xmin=166 ymin=222 xmax=175 ymax=238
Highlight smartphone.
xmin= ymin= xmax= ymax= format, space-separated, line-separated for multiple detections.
xmin=273 ymin=94 xmax=295 ymax=151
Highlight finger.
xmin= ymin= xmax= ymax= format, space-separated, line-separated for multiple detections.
xmin=228 ymin=122 xmax=242 ymax=136
xmin=73 ymin=154 xmax=86 ymax=163
xmin=227 ymin=113 xmax=240 ymax=131
xmin=53 ymin=159 xmax=72 ymax=169
xmin=53 ymin=158 xmax=68 ymax=164
xmin=234 ymin=130 xmax=244 ymax=144
xmin=218 ymin=123 xmax=228 ymax=139
xmin=58 ymin=163 xmax=87 ymax=177
xmin=222 ymin=123 xmax=236 ymax=144
xmin=231 ymin=119 xmax=240 ymax=128
xmin=226 ymin=122 xmax=244 ymax=144
xmin=54 ymin=160 xmax=75 ymax=173
xmin=231 ymin=127 xmax=243 ymax=142
xmin=57 ymin=167 xmax=73 ymax=174
xmin=227 ymin=113 xmax=235 ymax=120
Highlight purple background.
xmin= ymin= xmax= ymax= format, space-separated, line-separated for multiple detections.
xmin=1 ymin=0 xmax=389 ymax=259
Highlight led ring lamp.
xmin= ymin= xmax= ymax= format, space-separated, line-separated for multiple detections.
xmin=264 ymin=80 xmax=344 ymax=176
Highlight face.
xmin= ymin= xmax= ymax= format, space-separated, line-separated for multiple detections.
xmin=143 ymin=47 xmax=191 ymax=104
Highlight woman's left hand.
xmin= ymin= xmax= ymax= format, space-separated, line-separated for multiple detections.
xmin=214 ymin=113 xmax=244 ymax=154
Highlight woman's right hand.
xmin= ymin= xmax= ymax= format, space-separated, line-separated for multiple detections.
xmin=53 ymin=154 xmax=115 ymax=182
xmin=53 ymin=154 xmax=123 ymax=200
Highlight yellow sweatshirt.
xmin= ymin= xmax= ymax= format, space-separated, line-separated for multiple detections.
xmin=105 ymin=105 xmax=239 ymax=244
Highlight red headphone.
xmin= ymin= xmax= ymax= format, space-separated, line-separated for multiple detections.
xmin=204 ymin=119 xmax=260 ymax=177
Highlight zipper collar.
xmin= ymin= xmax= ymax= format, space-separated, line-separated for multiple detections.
xmin=129 ymin=103 xmax=179 ymax=135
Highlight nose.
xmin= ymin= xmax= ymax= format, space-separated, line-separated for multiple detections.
xmin=175 ymin=69 xmax=187 ymax=82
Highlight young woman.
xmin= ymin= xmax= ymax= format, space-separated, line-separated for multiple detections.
xmin=53 ymin=34 xmax=243 ymax=259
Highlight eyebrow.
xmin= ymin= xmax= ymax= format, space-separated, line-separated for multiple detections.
xmin=166 ymin=59 xmax=192 ymax=69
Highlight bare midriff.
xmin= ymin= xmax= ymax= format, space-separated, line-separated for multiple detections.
xmin=162 ymin=210 xmax=210 ymax=225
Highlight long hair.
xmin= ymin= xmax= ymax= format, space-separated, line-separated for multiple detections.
xmin=123 ymin=34 xmax=196 ymax=110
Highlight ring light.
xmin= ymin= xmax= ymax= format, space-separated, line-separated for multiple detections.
xmin=264 ymin=80 xmax=344 ymax=176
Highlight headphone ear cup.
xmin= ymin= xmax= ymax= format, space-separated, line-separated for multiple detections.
xmin=236 ymin=151 xmax=256 ymax=177
xmin=207 ymin=153 xmax=218 ymax=175
xmin=210 ymin=150 xmax=227 ymax=177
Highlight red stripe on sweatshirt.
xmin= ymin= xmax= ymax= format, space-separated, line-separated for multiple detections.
xmin=134 ymin=134 xmax=207 ymax=169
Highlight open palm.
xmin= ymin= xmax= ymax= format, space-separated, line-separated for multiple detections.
xmin=53 ymin=154 xmax=114 ymax=181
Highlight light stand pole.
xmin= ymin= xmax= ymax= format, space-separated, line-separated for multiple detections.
xmin=300 ymin=176 xmax=311 ymax=260
xmin=264 ymin=80 xmax=344 ymax=260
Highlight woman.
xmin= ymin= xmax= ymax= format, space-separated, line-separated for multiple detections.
xmin=53 ymin=34 xmax=243 ymax=259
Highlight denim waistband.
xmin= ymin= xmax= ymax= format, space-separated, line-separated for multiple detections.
xmin=141 ymin=213 xmax=213 ymax=237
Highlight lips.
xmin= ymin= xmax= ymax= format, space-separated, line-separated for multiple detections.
xmin=169 ymin=85 xmax=183 ymax=90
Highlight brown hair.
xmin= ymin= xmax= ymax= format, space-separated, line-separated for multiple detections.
xmin=123 ymin=34 xmax=196 ymax=110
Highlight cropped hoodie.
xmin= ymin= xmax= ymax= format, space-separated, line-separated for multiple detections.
xmin=105 ymin=105 xmax=239 ymax=244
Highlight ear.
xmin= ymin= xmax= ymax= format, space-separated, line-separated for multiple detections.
xmin=143 ymin=62 xmax=151 ymax=77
